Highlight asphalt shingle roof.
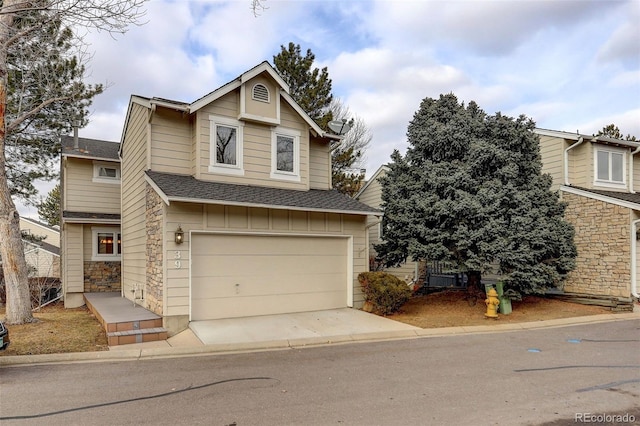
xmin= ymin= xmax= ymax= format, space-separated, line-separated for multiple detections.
xmin=61 ymin=135 xmax=120 ymax=161
xmin=571 ymin=186 xmax=640 ymax=206
xmin=62 ymin=211 xmax=121 ymax=221
xmin=146 ymin=170 xmax=380 ymax=215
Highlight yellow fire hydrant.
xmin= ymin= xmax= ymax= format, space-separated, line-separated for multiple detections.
xmin=485 ymin=287 xmax=500 ymax=319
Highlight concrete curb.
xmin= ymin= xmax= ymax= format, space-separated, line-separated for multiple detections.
xmin=2 ymin=310 xmax=638 ymax=367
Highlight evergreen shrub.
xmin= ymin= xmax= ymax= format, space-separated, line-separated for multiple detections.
xmin=358 ymin=271 xmax=412 ymax=315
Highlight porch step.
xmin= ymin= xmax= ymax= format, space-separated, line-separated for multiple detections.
xmin=107 ymin=327 xmax=169 ymax=346
xmin=84 ymin=293 xmax=169 ymax=346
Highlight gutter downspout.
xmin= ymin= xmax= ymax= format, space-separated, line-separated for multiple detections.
xmin=564 ymin=137 xmax=584 ymax=186
xmin=629 ymin=146 xmax=640 ymax=193
xmin=631 ymin=219 xmax=640 ymax=298
xmin=365 ymin=219 xmax=383 ymax=272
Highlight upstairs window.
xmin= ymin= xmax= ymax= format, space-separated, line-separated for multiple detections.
xmin=93 ymin=162 xmax=120 ymax=183
xmin=594 ymin=147 xmax=626 ymax=188
xmin=252 ymin=84 xmax=270 ymax=103
xmin=271 ymin=128 xmax=300 ymax=182
xmin=209 ymin=116 xmax=244 ymax=175
xmin=216 ymin=125 xmax=237 ymax=165
xmin=276 ymin=135 xmax=294 ymax=172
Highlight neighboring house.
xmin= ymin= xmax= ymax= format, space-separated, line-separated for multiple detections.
xmin=536 ymin=128 xmax=640 ymax=300
xmin=355 ymin=165 xmax=420 ymax=282
xmin=61 ymin=61 xmax=379 ymax=335
xmin=19 ymin=217 xmax=60 ymax=278
xmin=60 ymin=134 xmax=122 ymax=308
xmin=359 ymin=129 xmax=640 ymax=301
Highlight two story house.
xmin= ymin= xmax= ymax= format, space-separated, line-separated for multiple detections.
xmin=61 ymin=61 xmax=379 ymax=335
xmin=60 ymin=133 xmax=122 ymax=308
xmin=536 ymin=128 xmax=640 ymax=300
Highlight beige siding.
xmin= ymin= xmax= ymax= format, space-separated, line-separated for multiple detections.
xmin=63 ymin=158 xmax=120 ymax=214
xmin=20 ymin=218 xmax=60 ymax=247
xmin=538 ymin=135 xmax=565 ymax=190
xmin=242 ymin=75 xmax=278 ymax=119
xmin=161 ymin=202 xmax=368 ymax=317
xmin=356 ymin=169 xmax=418 ymax=282
xmin=62 ymin=223 xmax=84 ymax=293
xmin=309 ymin=136 xmax=331 ymax=189
xmin=24 ymin=242 xmax=59 ymax=278
xmin=568 ymin=142 xmax=592 ymax=188
xmin=195 ymin=92 xmax=311 ymax=191
xmin=634 ymin=154 xmax=640 ymax=191
xmin=121 ymin=103 xmax=150 ymax=299
xmin=150 ymin=107 xmax=192 ymax=174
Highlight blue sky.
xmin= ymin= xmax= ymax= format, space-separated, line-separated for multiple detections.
xmin=17 ymin=0 xmax=640 ymax=217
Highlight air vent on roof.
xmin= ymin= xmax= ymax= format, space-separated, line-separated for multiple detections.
xmin=252 ymin=84 xmax=270 ymax=103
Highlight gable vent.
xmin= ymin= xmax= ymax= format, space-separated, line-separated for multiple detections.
xmin=252 ymin=84 xmax=270 ymax=103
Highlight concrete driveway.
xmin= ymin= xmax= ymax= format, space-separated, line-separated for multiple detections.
xmin=189 ymin=308 xmax=420 ymax=346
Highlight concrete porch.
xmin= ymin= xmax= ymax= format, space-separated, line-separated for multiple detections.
xmin=84 ymin=293 xmax=168 ymax=346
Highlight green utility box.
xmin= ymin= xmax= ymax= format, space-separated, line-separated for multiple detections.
xmin=495 ymin=282 xmax=512 ymax=315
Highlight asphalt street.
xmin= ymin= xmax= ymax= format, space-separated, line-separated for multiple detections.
xmin=1 ymin=319 xmax=639 ymax=426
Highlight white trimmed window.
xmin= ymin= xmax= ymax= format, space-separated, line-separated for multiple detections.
xmin=91 ymin=227 xmax=121 ymax=261
xmin=594 ymin=146 xmax=626 ymax=188
xmin=209 ymin=116 xmax=244 ymax=175
xmin=270 ymin=127 xmax=300 ymax=182
xmin=93 ymin=162 xmax=120 ymax=183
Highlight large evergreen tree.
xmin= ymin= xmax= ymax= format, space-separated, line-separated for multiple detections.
xmin=376 ymin=94 xmax=576 ymax=296
xmin=329 ymin=99 xmax=371 ymax=197
xmin=37 ymin=183 xmax=61 ymax=227
xmin=273 ymin=42 xmax=333 ymax=129
xmin=596 ymin=124 xmax=637 ymax=141
xmin=0 ymin=0 xmax=145 ymax=324
xmin=273 ymin=43 xmax=371 ymax=196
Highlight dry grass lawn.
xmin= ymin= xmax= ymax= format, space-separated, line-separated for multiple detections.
xmin=0 ymin=302 xmax=108 ymax=356
xmin=0 ymin=290 xmax=619 ymax=356
xmin=388 ymin=290 xmax=612 ymax=328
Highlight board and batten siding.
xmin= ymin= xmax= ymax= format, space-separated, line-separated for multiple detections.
xmin=121 ymin=102 xmax=150 ymax=300
xmin=161 ymin=202 xmax=369 ymax=318
xmin=63 ymin=158 xmax=120 ymax=214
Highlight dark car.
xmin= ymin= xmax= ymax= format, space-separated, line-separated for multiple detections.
xmin=0 ymin=321 xmax=9 ymax=350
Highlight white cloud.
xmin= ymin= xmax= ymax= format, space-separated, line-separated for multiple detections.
xmin=10 ymin=0 xmax=640 ymax=214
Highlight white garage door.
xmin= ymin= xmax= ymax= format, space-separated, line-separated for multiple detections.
xmin=191 ymin=234 xmax=349 ymax=321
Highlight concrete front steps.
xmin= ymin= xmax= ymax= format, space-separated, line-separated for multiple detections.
xmin=84 ymin=293 xmax=168 ymax=346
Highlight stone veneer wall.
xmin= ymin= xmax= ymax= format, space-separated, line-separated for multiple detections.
xmin=145 ymin=185 xmax=164 ymax=315
xmin=84 ymin=262 xmax=121 ymax=292
xmin=562 ymin=192 xmax=631 ymax=297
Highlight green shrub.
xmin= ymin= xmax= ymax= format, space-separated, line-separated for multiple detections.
xmin=358 ymin=271 xmax=412 ymax=315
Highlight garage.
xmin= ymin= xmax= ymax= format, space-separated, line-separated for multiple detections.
xmin=190 ymin=233 xmax=351 ymax=321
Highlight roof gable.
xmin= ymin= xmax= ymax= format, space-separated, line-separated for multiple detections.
xmin=355 ymin=165 xmax=390 ymax=199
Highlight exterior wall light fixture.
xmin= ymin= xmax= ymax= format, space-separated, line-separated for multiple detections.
xmin=175 ymin=226 xmax=184 ymax=245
